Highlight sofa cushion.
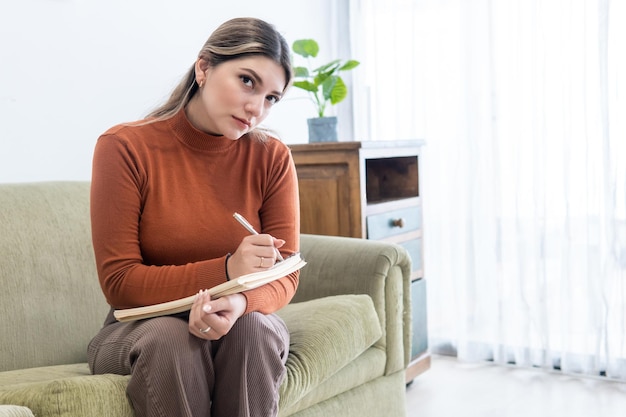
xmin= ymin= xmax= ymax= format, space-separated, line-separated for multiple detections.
xmin=0 ymin=366 xmax=132 ymax=417
xmin=277 ymin=294 xmax=382 ymax=409
xmin=280 ymin=347 xmax=386 ymax=416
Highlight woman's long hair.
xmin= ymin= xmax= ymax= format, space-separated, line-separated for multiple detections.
xmin=146 ymin=17 xmax=292 ymax=141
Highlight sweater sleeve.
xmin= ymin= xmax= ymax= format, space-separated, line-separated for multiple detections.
xmin=90 ymin=133 xmax=229 ymax=309
xmin=240 ymin=142 xmax=301 ymax=315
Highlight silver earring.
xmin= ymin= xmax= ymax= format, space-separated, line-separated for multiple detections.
xmin=199 ymin=80 xmax=204 ymax=88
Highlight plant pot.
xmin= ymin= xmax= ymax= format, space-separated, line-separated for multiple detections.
xmin=307 ymin=116 xmax=338 ymax=143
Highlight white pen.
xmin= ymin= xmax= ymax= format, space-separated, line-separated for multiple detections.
xmin=233 ymin=212 xmax=285 ymax=262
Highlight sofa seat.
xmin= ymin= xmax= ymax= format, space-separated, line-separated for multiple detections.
xmin=1 ymin=294 xmax=382 ymax=417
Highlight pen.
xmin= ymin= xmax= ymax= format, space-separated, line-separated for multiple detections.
xmin=233 ymin=212 xmax=285 ymax=262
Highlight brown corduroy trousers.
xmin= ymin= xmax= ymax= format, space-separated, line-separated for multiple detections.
xmin=88 ymin=310 xmax=289 ymax=417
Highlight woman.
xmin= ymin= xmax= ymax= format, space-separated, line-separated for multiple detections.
xmin=87 ymin=17 xmax=299 ymax=417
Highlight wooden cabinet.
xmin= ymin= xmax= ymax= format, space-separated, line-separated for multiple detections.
xmin=288 ymin=140 xmax=430 ymax=382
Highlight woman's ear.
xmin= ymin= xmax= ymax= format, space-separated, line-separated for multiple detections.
xmin=195 ymin=58 xmax=210 ymax=86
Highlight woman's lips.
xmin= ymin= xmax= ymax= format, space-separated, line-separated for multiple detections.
xmin=233 ymin=116 xmax=251 ymax=128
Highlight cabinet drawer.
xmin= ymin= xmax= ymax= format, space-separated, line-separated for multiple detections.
xmin=400 ymin=238 xmax=422 ymax=272
xmin=366 ymin=206 xmax=421 ymax=240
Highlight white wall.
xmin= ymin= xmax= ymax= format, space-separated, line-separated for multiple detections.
xmin=0 ymin=0 xmax=348 ymax=183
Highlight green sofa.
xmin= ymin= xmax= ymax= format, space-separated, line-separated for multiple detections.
xmin=0 ymin=181 xmax=412 ymax=417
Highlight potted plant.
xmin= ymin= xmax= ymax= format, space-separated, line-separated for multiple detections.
xmin=291 ymin=38 xmax=360 ymax=142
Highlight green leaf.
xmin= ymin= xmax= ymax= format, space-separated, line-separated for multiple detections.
xmin=293 ymin=66 xmax=309 ymax=78
xmin=314 ymin=71 xmax=331 ymax=87
xmin=292 ymin=80 xmax=319 ymax=93
xmin=292 ymin=39 xmax=319 ymax=58
xmin=321 ymin=76 xmax=338 ymax=101
xmin=329 ymin=77 xmax=347 ymax=105
xmin=339 ymin=60 xmax=360 ymax=71
xmin=313 ymin=59 xmax=341 ymax=74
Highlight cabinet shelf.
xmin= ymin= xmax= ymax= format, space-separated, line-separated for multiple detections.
xmin=366 ymin=155 xmax=419 ymax=204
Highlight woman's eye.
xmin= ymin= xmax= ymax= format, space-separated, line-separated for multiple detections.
xmin=266 ymin=95 xmax=279 ymax=105
xmin=241 ymin=75 xmax=253 ymax=87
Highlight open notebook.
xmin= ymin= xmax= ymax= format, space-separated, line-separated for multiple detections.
xmin=113 ymin=253 xmax=306 ymax=322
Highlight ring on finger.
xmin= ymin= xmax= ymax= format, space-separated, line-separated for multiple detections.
xmin=199 ymin=326 xmax=211 ymax=334
xmin=259 ymin=256 xmax=264 ymax=268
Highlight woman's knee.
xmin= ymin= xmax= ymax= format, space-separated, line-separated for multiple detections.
xmin=130 ymin=316 xmax=202 ymax=364
xmin=228 ymin=313 xmax=289 ymax=356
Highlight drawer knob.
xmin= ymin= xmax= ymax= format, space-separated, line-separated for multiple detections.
xmin=391 ymin=218 xmax=405 ymax=228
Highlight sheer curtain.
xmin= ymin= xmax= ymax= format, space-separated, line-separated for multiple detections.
xmin=350 ymin=0 xmax=626 ymax=379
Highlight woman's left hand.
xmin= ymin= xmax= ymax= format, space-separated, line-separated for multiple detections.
xmin=189 ymin=290 xmax=247 ymax=340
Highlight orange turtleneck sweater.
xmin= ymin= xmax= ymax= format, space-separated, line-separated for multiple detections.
xmin=90 ymin=109 xmax=300 ymax=316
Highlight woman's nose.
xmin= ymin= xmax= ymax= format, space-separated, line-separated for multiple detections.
xmin=245 ymin=96 xmax=264 ymax=117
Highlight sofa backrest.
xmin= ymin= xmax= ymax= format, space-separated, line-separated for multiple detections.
xmin=0 ymin=181 xmax=109 ymax=372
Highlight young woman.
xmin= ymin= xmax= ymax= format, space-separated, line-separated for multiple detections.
xmin=87 ymin=17 xmax=300 ymax=417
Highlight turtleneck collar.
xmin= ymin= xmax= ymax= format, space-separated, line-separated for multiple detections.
xmin=167 ymin=108 xmax=239 ymax=152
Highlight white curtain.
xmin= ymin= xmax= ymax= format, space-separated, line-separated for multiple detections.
xmin=350 ymin=0 xmax=626 ymax=379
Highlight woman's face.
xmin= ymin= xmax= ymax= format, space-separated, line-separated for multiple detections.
xmin=188 ymin=56 xmax=286 ymax=139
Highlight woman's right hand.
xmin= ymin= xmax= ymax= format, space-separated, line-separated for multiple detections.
xmin=226 ymin=234 xmax=285 ymax=279
xmin=190 ymin=290 xmax=247 ymax=340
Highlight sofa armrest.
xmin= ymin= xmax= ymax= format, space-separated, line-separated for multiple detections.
xmin=295 ymin=234 xmax=412 ymax=375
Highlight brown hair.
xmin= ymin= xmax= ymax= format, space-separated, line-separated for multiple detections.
xmin=146 ymin=17 xmax=292 ymax=140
